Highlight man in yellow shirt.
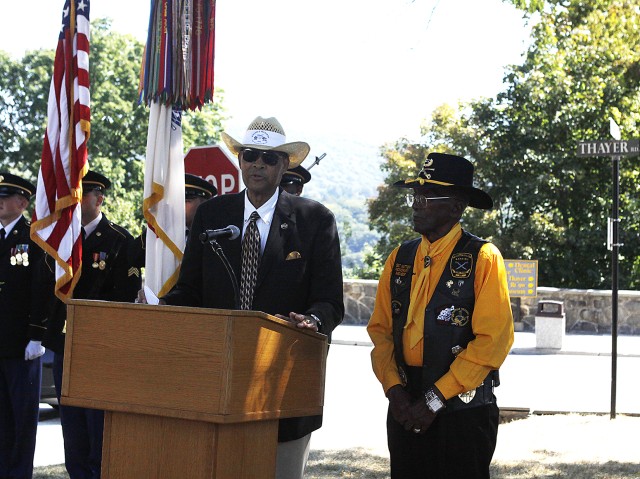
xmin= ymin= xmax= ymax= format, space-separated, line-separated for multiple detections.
xmin=367 ymin=152 xmax=514 ymax=479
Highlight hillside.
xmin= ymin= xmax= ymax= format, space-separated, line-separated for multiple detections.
xmin=299 ymin=134 xmax=387 ymax=272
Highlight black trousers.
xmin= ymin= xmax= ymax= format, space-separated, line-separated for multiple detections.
xmin=54 ymin=353 xmax=104 ymax=479
xmin=387 ymin=403 xmax=499 ymax=479
xmin=0 ymin=356 xmax=41 ymax=479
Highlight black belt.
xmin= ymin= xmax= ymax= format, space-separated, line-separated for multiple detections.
xmin=404 ymin=366 xmax=497 ymax=413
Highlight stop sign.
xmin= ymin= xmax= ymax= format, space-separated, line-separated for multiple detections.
xmin=184 ymin=145 xmax=241 ymax=195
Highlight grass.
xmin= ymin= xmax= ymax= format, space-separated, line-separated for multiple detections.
xmin=35 ymin=414 xmax=640 ymax=479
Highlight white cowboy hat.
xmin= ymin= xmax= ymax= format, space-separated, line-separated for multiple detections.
xmin=221 ymin=116 xmax=310 ymax=168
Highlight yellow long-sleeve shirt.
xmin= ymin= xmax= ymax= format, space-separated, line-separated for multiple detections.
xmin=367 ymin=223 xmax=514 ymax=400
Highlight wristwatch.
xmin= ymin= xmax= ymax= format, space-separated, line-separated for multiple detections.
xmin=424 ymin=388 xmax=445 ymax=414
xmin=308 ymin=314 xmax=322 ymax=330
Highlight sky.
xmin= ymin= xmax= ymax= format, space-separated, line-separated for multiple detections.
xmin=0 ymin=0 xmax=532 ymax=147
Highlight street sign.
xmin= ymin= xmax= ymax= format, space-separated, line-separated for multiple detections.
xmin=505 ymin=259 xmax=538 ymax=298
xmin=576 ymin=139 xmax=639 ymax=157
xmin=184 ymin=145 xmax=240 ymax=195
xmin=576 ymin=133 xmax=638 ymax=420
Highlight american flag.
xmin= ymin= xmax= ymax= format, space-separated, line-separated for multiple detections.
xmin=30 ymin=0 xmax=91 ymax=300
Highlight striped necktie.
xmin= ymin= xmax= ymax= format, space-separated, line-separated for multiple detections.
xmin=240 ymin=211 xmax=261 ymax=310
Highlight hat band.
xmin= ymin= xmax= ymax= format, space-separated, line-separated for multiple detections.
xmin=186 ymin=185 xmax=211 ymax=194
xmin=242 ymin=129 xmax=287 ymax=148
xmin=405 ymin=178 xmax=453 ymax=187
xmin=84 ymin=181 xmax=106 ymax=189
xmin=0 ymin=182 xmax=33 ymax=195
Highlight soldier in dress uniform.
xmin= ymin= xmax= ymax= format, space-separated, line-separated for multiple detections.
xmin=184 ymin=173 xmax=218 ymax=234
xmin=128 ymin=173 xmax=217 ymax=268
xmin=0 ymin=173 xmax=45 ymax=479
xmin=280 ymin=165 xmax=311 ymax=196
xmin=41 ymin=170 xmax=141 ymax=479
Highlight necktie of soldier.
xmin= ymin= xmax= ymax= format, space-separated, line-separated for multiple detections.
xmin=0 ymin=228 xmax=5 ymax=241
xmin=240 ymin=211 xmax=261 ymax=310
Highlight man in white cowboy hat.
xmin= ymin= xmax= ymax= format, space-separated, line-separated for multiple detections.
xmin=161 ymin=116 xmax=344 ymax=479
xmin=367 ymin=153 xmax=514 ymax=479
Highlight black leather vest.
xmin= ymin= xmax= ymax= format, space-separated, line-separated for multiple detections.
xmin=390 ymin=230 xmax=499 ymax=412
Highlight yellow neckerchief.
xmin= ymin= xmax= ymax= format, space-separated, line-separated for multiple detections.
xmin=404 ymin=224 xmax=462 ymax=349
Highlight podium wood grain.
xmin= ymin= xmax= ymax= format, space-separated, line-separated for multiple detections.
xmin=62 ymin=300 xmax=328 ymax=478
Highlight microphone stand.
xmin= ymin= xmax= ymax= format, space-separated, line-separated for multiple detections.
xmin=206 ymin=239 xmax=240 ymax=309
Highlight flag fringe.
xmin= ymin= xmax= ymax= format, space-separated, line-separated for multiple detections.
xmin=139 ymin=0 xmax=216 ymax=111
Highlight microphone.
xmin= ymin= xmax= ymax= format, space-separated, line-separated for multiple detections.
xmin=199 ymin=225 xmax=241 ymax=243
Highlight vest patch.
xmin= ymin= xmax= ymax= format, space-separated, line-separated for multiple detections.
xmin=451 ymin=307 xmax=471 ymax=327
xmin=436 ymin=305 xmax=454 ymax=324
xmin=458 ymin=389 xmax=476 ymax=403
xmin=450 ymin=253 xmax=473 ymax=278
xmin=394 ymin=263 xmax=412 ymax=277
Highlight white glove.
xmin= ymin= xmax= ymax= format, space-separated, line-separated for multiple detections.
xmin=25 ymin=340 xmax=45 ymax=360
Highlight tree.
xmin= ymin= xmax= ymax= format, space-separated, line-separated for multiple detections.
xmin=0 ymin=18 xmax=227 ymax=235
xmin=368 ymin=0 xmax=640 ymax=288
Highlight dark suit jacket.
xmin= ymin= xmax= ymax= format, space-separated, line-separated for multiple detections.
xmin=42 ymin=214 xmax=141 ymax=354
xmin=163 ymin=189 xmax=344 ymax=441
xmin=0 ymin=215 xmax=45 ymax=358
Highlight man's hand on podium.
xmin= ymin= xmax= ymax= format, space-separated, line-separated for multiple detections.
xmin=135 ymin=287 xmax=165 ymax=305
xmin=275 ymin=312 xmax=321 ymax=332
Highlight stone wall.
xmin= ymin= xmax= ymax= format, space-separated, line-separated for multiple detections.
xmin=343 ymin=280 xmax=640 ymax=335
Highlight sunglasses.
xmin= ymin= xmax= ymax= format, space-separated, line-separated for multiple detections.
xmin=405 ymin=193 xmax=451 ymax=208
xmin=239 ymin=148 xmax=288 ymax=166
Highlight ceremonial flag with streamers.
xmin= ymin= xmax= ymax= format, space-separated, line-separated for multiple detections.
xmin=140 ymin=0 xmax=216 ymax=110
xmin=140 ymin=0 xmax=216 ymax=297
xmin=31 ymin=0 xmax=91 ymax=301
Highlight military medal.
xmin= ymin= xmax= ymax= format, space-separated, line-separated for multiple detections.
xmin=10 ymin=245 xmax=30 ymax=267
xmin=98 ymin=252 xmax=107 ymax=270
xmin=92 ymin=252 xmax=99 ymax=269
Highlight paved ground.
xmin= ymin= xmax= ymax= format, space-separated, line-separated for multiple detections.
xmin=35 ymin=327 xmax=640 ymax=466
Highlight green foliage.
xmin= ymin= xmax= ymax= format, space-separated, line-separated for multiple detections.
xmin=0 ymin=18 xmax=226 ymax=236
xmin=0 ymin=49 xmax=54 ymax=176
xmin=370 ymin=0 xmax=640 ymax=289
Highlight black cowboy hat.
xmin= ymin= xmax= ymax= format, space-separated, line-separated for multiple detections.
xmin=393 ymin=152 xmax=493 ymax=209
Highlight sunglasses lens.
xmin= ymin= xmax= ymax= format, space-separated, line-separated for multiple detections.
xmin=261 ymin=152 xmax=282 ymax=166
xmin=241 ymin=149 xmax=260 ymax=163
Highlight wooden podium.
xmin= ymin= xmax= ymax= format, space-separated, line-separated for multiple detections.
xmin=62 ymin=300 xmax=328 ymax=478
